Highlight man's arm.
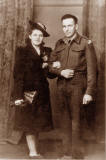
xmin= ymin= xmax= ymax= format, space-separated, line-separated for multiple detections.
xmin=84 ymin=40 xmax=97 ymax=99
xmin=49 ymin=40 xmax=75 ymax=78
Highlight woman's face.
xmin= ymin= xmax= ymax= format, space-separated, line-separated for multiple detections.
xmin=29 ymin=29 xmax=44 ymax=46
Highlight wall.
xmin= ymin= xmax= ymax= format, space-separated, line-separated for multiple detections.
xmin=33 ymin=0 xmax=83 ymax=49
xmin=0 ymin=0 xmax=104 ymax=143
xmin=83 ymin=0 xmax=105 ymax=142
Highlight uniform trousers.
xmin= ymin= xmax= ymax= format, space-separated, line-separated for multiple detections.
xmin=57 ymin=73 xmax=86 ymax=154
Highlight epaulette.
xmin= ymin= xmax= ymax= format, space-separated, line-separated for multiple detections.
xmin=82 ymin=35 xmax=92 ymax=44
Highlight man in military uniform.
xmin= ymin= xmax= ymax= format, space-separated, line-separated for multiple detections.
xmin=49 ymin=14 xmax=97 ymax=159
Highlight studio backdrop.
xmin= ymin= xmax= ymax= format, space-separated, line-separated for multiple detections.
xmin=0 ymin=0 xmax=105 ymax=143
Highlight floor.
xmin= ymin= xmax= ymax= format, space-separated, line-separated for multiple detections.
xmin=0 ymin=139 xmax=105 ymax=160
xmin=0 ymin=127 xmax=105 ymax=160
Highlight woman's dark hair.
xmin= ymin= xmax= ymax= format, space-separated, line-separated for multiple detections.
xmin=61 ymin=14 xmax=78 ymax=24
xmin=28 ymin=26 xmax=37 ymax=35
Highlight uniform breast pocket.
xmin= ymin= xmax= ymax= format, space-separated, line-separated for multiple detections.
xmin=71 ymin=48 xmax=85 ymax=57
xmin=69 ymin=47 xmax=85 ymax=67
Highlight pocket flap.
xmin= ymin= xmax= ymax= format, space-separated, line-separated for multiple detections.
xmin=71 ymin=47 xmax=84 ymax=52
xmin=71 ymin=45 xmax=84 ymax=52
xmin=55 ymin=45 xmax=66 ymax=52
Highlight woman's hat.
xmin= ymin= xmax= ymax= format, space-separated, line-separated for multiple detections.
xmin=29 ymin=20 xmax=50 ymax=37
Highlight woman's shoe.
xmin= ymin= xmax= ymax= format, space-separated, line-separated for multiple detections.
xmin=29 ymin=153 xmax=43 ymax=159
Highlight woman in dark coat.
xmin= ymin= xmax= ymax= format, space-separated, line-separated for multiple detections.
xmin=13 ymin=21 xmax=55 ymax=158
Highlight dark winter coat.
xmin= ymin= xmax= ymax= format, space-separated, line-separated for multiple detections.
xmin=13 ymin=41 xmax=54 ymax=133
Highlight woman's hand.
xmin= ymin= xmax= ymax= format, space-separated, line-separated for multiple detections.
xmin=15 ymin=99 xmax=24 ymax=105
xmin=42 ymin=62 xmax=48 ymax=68
xmin=42 ymin=55 xmax=48 ymax=62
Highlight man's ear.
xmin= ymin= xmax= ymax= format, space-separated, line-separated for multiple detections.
xmin=75 ymin=24 xmax=78 ymax=31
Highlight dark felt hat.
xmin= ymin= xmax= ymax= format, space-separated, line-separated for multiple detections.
xmin=29 ymin=20 xmax=50 ymax=37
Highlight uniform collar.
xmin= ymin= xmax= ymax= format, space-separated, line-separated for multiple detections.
xmin=62 ymin=32 xmax=81 ymax=44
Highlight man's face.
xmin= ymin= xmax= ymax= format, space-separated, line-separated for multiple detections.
xmin=29 ymin=29 xmax=44 ymax=46
xmin=62 ymin=18 xmax=78 ymax=38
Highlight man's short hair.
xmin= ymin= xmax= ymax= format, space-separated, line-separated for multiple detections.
xmin=61 ymin=14 xmax=78 ymax=24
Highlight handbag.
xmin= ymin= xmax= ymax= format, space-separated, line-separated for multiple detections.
xmin=24 ymin=91 xmax=37 ymax=104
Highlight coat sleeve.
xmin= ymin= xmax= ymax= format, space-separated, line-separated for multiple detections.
xmin=13 ymin=47 xmax=25 ymax=100
xmin=85 ymin=41 xmax=97 ymax=96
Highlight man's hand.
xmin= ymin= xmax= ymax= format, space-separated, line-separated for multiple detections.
xmin=83 ymin=94 xmax=93 ymax=105
xmin=52 ymin=61 xmax=61 ymax=69
xmin=61 ymin=69 xmax=74 ymax=78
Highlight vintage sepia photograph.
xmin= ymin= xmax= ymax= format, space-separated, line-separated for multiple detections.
xmin=0 ymin=0 xmax=105 ymax=159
